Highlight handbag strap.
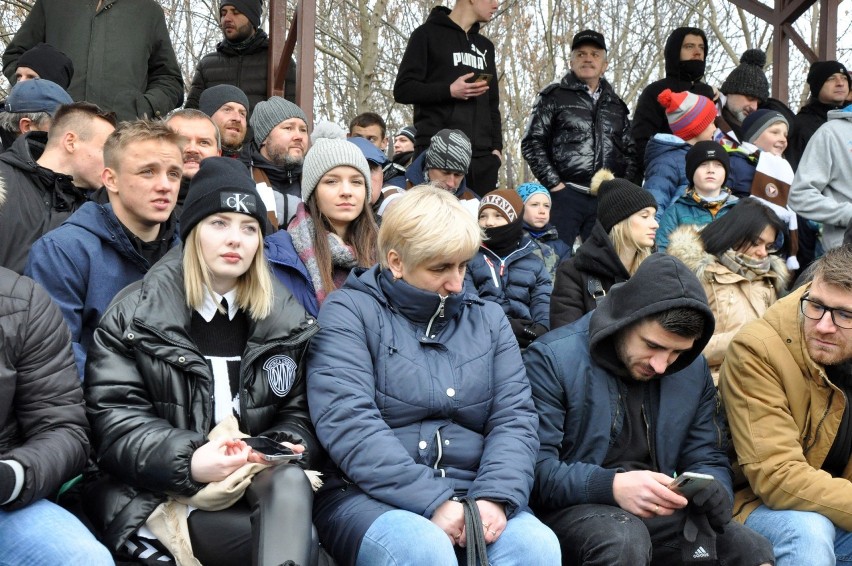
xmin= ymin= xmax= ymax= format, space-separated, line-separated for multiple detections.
xmin=461 ymin=496 xmax=490 ymax=566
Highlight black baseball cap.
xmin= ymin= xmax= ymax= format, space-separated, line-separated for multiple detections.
xmin=571 ymin=29 xmax=607 ymax=51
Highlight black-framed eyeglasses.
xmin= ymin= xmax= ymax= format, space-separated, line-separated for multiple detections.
xmin=800 ymin=294 xmax=852 ymax=329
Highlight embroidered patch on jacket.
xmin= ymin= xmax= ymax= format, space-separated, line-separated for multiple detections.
xmin=263 ymin=355 xmax=297 ymax=397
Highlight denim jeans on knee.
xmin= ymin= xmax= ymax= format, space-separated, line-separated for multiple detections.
xmin=357 ymin=508 xmax=560 ymax=566
xmin=0 ymin=499 xmax=113 ymax=566
xmin=745 ymin=504 xmax=852 ymax=566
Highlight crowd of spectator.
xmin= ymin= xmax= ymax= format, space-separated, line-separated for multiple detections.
xmin=2 ymin=1 xmax=852 ymax=565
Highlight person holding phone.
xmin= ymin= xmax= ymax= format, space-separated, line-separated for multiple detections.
xmin=525 ymin=253 xmax=774 ymax=565
xmin=83 ymin=157 xmax=320 ymax=566
xmin=307 ymin=186 xmax=560 ymax=566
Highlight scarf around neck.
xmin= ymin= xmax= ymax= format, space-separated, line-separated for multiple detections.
xmin=719 ymin=249 xmax=771 ymax=280
xmin=288 ymin=203 xmax=358 ymax=305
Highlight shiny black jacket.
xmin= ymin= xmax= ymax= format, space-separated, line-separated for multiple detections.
xmin=0 ymin=267 xmax=88 ymax=511
xmin=185 ymin=30 xmax=296 ymax=114
xmin=83 ymin=248 xmax=318 ymax=552
xmin=521 ymin=72 xmax=636 ymax=188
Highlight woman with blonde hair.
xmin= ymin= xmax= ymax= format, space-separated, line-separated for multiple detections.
xmin=287 ymin=136 xmax=379 ymax=305
xmin=83 ymin=158 xmax=320 ymax=566
xmin=308 ymin=185 xmax=560 ymax=566
xmin=550 ymin=170 xmax=659 ymax=329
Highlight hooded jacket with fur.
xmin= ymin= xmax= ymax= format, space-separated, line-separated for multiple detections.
xmin=666 ymin=225 xmax=788 ymax=381
xmin=524 ymin=253 xmax=728 ymax=512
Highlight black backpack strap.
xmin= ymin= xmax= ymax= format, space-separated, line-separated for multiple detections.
xmin=462 ymin=496 xmax=489 ymax=566
xmin=587 ymin=277 xmax=606 ymax=303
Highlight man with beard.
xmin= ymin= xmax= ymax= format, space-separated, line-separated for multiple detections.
xmin=165 ymin=108 xmax=222 ymax=214
xmin=245 ymin=96 xmax=308 ymax=226
xmin=525 ymin=253 xmax=774 ymax=566
xmin=720 ymin=245 xmax=852 ymax=565
xmin=384 ymin=125 xmax=416 ymax=189
xmin=632 ymin=27 xmax=716 ymax=178
xmin=185 ymin=0 xmax=296 ymax=112
xmin=199 ymin=84 xmax=249 ymax=159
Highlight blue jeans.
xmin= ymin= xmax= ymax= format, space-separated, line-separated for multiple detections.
xmin=356 ymin=509 xmax=560 ymax=566
xmin=745 ymin=504 xmax=852 ymax=566
xmin=0 ymin=499 xmax=113 ymax=565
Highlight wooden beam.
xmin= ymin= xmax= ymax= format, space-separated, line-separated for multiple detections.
xmin=771 ymin=24 xmax=790 ymax=103
xmin=266 ymin=0 xmax=315 ymax=124
xmin=268 ymin=0 xmax=291 ymax=97
xmin=779 ymin=0 xmax=817 ymax=25
xmin=782 ymin=22 xmax=818 ymax=62
xmin=817 ymin=0 xmax=840 ymax=60
xmin=726 ymin=0 xmax=777 ymax=24
xmin=294 ymin=0 xmax=315 ymax=125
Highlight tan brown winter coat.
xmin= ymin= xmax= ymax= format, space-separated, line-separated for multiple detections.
xmin=666 ymin=226 xmax=788 ymax=383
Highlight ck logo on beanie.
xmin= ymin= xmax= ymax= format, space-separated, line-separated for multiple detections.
xmin=263 ymin=355 xmax=297 ymax=397
xmin=221 ymin=192 xmax=258 ymax=214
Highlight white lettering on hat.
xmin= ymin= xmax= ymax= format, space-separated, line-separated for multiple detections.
xmin=221 ymin=192 xmax=257 ymax=214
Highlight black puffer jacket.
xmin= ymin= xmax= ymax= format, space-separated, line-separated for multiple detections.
xmin=0 ymin=132 xmax=87 ymax=273
xmin=0 ymin=266 xmax=89 ymax=511
xmin=185 ymin=30 xmax=296 ymax=113
xmin=521 ymin=72 xmax=636 ymax=188
xmin=82 ymin=248 xmax=319 ymax=552
xmin=549 ymin=222 xmax=630 ymax=330
xmin=631 ymin=28 xmax=715 ymax=174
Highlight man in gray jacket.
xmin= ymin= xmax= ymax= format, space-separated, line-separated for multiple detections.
xmin=789 ymin=104 xmax=852 ymax=251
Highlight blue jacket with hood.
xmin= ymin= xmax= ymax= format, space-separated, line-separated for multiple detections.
xmin=643 ymin=133 xmax=690 ymax=220
xmin=308 ymin=265 xmax=539 ymax=565
xmin=524 ymin=253 xmax=732 ymax=512
xmin=464 ymin=235 xmax=552 ymax=328
xmin=25 ymin=202 xmax=180 ymax=378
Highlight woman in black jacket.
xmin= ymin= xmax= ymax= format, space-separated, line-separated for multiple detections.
xmin=83 ymin=158 xmax=319 ymax=566
xmin=550 ymin=170 xmax=658 ymax=329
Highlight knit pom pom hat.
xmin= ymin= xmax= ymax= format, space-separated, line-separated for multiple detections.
xmin=591 ymin=169 xmax=657 ymax=232
xmin=658 ymin=89 xmax=717 ymax=141
xmin=720 ymin=49 xmax=769 ymax=103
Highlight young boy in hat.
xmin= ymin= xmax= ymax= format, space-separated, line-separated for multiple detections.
xmin=516 ymin=182 xmax=571 ymax=280
xmin=464 ymin=189 xmax=552 ymax=348
xmin=644 ymin=89 xmax=719 ymax=220
xmin=657 ymin=141 xmax=738 ymax=251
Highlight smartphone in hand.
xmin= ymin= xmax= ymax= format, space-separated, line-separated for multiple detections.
xmin=466 ymin=72 xmax=493 ymax=83
xmin=669 ymin=472 xmax=715 ymax=499
xmin=243 ymin=436 xmax=303 ymax=464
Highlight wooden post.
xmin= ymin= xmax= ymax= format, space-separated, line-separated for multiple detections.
xmin=267 ymin=0 xmax=315 ymax=125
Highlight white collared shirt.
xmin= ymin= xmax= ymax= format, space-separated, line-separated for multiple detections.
xmin=196 ymin=288 xmax=239 ymax=322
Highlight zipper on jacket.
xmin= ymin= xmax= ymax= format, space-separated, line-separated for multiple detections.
xmin=424 ymin=296 xmax=447 ymax=339
xmin=803 ymin=388 xmax=835 ymax=456
xmin=433 ymin=429 xmax=445 ymax=476
xmin=484 ymin=256 xmax=500 ymax=287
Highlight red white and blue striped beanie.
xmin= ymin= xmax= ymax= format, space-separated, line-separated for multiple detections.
xmin=658 ymin=89 xmax=716 ymax=141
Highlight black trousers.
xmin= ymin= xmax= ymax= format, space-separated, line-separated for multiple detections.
xmin=550 ymin=188 xmax=598 ymax=249
xmin=188 ymin=463 xmax=316 ymax=566
xmin=541 ymin=503 xmax=774 ymax=566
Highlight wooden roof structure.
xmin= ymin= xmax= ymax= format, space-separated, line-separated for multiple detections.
xmin=265 ymin=0 xmax=842 ymax=113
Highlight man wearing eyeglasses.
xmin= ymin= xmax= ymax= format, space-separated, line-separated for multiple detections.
xmin=720 ymin=244 xmax=852 ymax=565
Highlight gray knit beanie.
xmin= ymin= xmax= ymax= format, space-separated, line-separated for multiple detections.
xmin=720 ymin=49 xmax=769 ymax=103
xmin=425 ymin=129 xmax=471 ymax=174
xmin=250 ymin=96 xmax=308 ymax=146
xmin=301 ymin=138 xmax=372 ymax=204
xmin=199 ymin=84 xmax=249 ymax=117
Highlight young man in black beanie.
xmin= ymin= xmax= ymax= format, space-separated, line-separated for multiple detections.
xmin=199 ymin=84 xmax=250 ymax=159
xmin=525 ymin=252 xmax=775 ymax=566
xmin=185 ymin=0 xmax=297 ymax=114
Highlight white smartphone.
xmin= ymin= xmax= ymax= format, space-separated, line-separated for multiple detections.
xmin=668 ymin=472 xmax=715 ymax=499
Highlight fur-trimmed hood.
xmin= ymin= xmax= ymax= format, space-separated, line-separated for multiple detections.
xmin=666 ymin=225 xmax=789 ymax=293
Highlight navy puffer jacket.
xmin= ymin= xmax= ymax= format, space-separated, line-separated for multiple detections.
xmin=464 ymin=236 xmax=552 ymax=328
xmin=308 ymin=266 xmax=539 ymax=565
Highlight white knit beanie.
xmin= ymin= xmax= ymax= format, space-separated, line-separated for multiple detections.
xmin=301 ymin=138 xmax=372 ymax=203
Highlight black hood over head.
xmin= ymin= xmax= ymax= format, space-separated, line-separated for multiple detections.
xmin=589 ymin=253 xmax=715 ymax=377
xmin=664 ymin=27 xmax=709 ymax=81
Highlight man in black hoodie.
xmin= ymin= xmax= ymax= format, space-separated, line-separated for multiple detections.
xmin=524 ymin=253 xmax=774 ymax=566
xmin=632 ymin=28 xmax=716 ymax=177
xmin=394 ymin=2 xmax=503 ymax=196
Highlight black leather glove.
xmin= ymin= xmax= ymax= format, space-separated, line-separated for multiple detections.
xmin=0 ymin=461 xmax=17 ymax=504
xmin=691 ymin=480 xmax=732 ymax=532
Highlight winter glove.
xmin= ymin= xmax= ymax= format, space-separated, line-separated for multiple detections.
xmin=681 ymin=508 xmax=717 ymax=563
xmin=509 ymin=319 xmax=545 ymax=348
xmin=691 ymin=480 xmax=732 ymax=532
xmin=0 ymin=461 xmax=17 ymax=504
xmin=509 ymin=318 xmax=533 ymax=341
